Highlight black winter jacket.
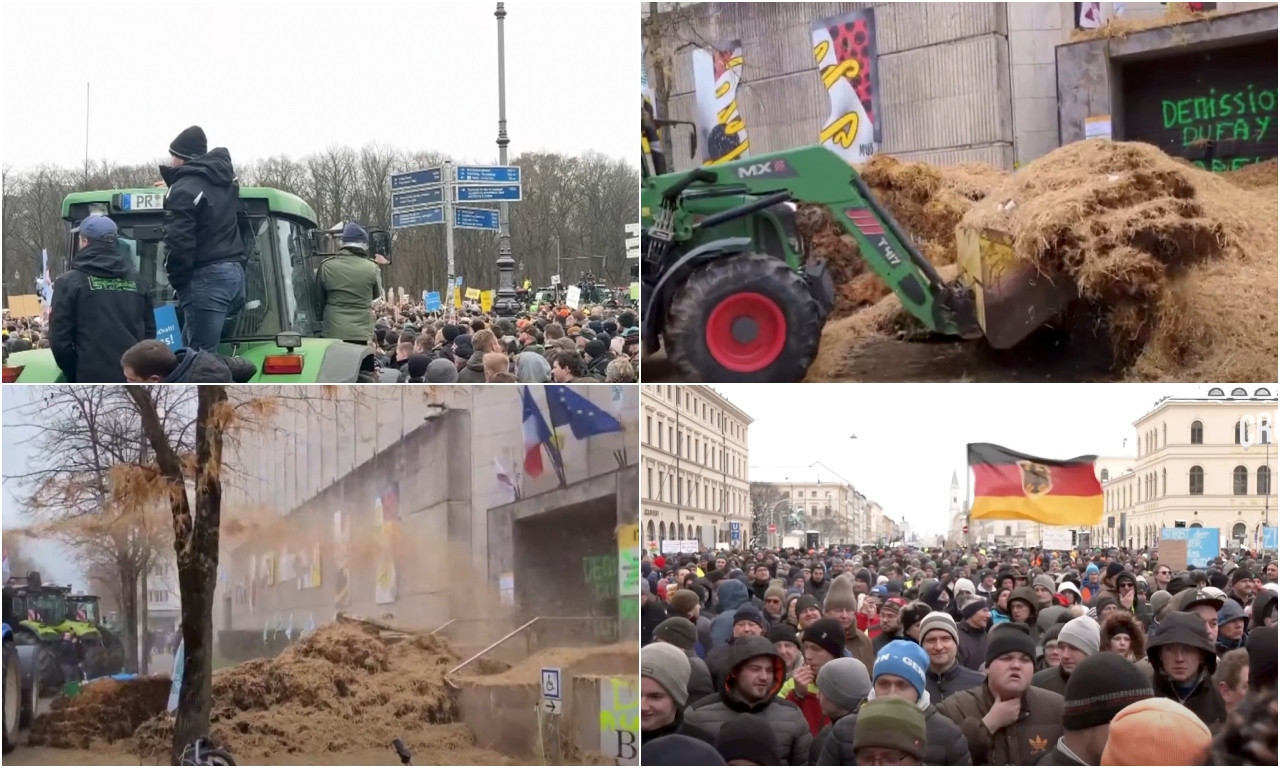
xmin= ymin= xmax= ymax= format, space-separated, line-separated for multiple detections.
xmin=163 ymin=348 xmax=256 ymax=383
xmin=926 ymin=662 xmax=986 ymax=704
xmin=457 ymin=351 xmax=487 ymax=383
xmin=49 ymin=238 xmax=155 ymax=382
xmin=160 ymin=148 xmax=245 ymax=291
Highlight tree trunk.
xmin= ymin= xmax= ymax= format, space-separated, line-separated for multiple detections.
xmin=139 ymin=570 xmax=150 ymax=676
xmin=118 ymin=564 xmax=140 ymax=674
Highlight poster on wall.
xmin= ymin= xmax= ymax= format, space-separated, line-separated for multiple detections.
xmin=599 ymin=677 xmax=639 ymax=765
xmin=333 ymin=511 xmax=350 ymax=609
xmin=642 ymin=41 xmax=657 ymax=118
xmin=691 ymin=40 xmax=749 ymax=165
xmin=374 ymin=485 xmax=400 ymax=605
xmin=811 ymin=8 xmax=881 ymax=164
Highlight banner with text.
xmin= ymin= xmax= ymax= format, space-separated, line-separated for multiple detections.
xmin=691 ymin=40 xmax=750 ymax=165
xmin=812 ymin=8 xmax=882 ymax=164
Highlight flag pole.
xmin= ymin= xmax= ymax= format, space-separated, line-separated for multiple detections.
xmin=964 ymin=445 xmax=972 ymax=548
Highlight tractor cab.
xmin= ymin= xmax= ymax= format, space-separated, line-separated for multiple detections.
xmin=65 ymin=595 xmax=100 ymax=625
xmin=5 ymin=188 xmax=393 ymax=383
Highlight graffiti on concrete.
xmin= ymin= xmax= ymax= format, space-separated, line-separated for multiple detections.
xmin=1161 ymin=86 xmax=1275 ymax=171
xmin=691 ymin=40 xmax=750 ymax=165
xmin=618 ymin=524 xmax=640 ymax=621
xmin=811 ymin=8 xmax=881 ymax=164
xmin=582 ymin=554 xmax=618 ymax=601
xmin=598 ymin=677 xmax=639 ymax=765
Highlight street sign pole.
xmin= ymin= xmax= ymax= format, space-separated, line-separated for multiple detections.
xmin=494 ymin=2 xmax=516 ymax=319
xmin=444 ymin=160 xmax=456 ymax=307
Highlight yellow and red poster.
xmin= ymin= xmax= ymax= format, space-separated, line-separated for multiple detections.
xmin=374 ymin=485 xmax=400 ymax=605
xmin=691 ymin=41 xmax=749 ymax=165
xmin=812 ymin=9 xmax=881 ymax=164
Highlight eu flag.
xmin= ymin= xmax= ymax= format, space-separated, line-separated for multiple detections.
xmin=545 ymin=385 xmax=624 ymax=439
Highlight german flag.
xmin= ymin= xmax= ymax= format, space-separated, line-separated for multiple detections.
xmin=968 ymin=443 xmax=1103 ymax=526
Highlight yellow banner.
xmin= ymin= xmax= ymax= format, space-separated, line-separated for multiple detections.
xmin=465 ymin=287 xmax=482 ymax=300
xmin=480 ymin=290 xmax=494 ymax=312
xmin=453 ymin=287 xmax=463 ymax=308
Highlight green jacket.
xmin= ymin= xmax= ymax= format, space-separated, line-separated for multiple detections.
xmin=317 ymin=247 xmax=382 ymax=343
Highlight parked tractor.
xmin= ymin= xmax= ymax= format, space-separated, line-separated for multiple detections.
xmin=2 ymin=573 xmax=104 ymax=690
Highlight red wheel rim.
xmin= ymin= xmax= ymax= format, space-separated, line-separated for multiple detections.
xmin=705 ymin=292 xmax=787 ymax=373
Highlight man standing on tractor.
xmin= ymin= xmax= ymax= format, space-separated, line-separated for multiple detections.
xmin=48 ymin=215 xmax=155 ymax=382
xmin=159 ymin=125 xmax=247 ymax=351
xmin=317 ymin=223 xmax=384 ymax=345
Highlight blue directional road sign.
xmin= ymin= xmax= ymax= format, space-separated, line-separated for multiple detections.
xmin=454 ymin=207 xmax=500 ymax=231
xmin=456 ymin=184 xmax=522 ymax=202
xmin=456 ymin=165 xmax=521 ymax=183
xmin=392 ymin=187 xmax=443 ymax=210
xmin=390 ymin=167 xmax=442 ymax=190
xmin=391 ymin=205 xmax=444 ymax=229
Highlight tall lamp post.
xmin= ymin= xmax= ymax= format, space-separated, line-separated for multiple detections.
xmin=494 ymin=2 xmax=517 ymax=318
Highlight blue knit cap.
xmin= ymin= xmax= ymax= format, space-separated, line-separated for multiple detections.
xmin=341 ymin=222 xmax=368 ymax=243
xmin=873 ymin=640 xmax=929 ymax=699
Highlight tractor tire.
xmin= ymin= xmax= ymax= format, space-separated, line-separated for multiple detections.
xmin=665 ymin=252 xmax=822 ymax=383
xmin=4 ymin=641 xmax=18 ymax=754
xmin=32 ymin=645 xmax=60 ymax=697
xmin=81 ymin=641 xmax=105 ymax=681
xmin=99 ymin=630 xmax=125 ymax=676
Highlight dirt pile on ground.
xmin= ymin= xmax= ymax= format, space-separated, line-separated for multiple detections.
xmin=1222 ymin=159 xmax=1278 ymax=190
xmin=132 ymin=622 xmax=463 ymax=760
xmin=810 ymin=140 xmax=1276 ymax=381
xmin=27 ymin=676 xmax=172 ymax=750
xmin=797 ymin=155 xmax=1005 ymax=320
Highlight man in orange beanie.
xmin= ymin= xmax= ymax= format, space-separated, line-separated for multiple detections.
xmin=1100 ymin=698 xmax=1212 ymax=765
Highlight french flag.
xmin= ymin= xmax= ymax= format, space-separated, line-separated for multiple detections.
xmin=521 ymin=386 xmax=552 ymax=477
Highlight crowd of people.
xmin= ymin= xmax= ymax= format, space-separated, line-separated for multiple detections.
xmin=639 ymin=543 xmax=1278 ymax=766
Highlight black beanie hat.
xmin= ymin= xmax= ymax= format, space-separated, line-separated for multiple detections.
xmin=1062 ymin=652 xmax=1154 ymax=731
xmin=986 ymin=622 xmax=1037 ymax=666
xmin=406 ymin=354 xmax=431 ymax=379
xmin=767 ymin=623 xmax=801 ymax=652
xmin=715 ymin=714 xmax=779 ymax=765
xmin=899 ymin=601 xmax=932 ymax=637
xmin=169 ymin=125 xmax=207 ymax=160
xmin=645 ymin=734 xmax=727 ymax=766
xmin=1105 ymin=562 xmax=1125 ymax=581
xmin=795 ymin=594 xmax=821 ymax=616
xmin=654 ymin=617 xmax=698 ymax=651
xmin=802 ymin=618 xmax=846 ymax=660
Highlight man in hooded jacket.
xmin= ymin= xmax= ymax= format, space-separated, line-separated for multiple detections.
xmin=684 ymin=635 xmax=812 ymax=765
xmin=317 ymin=223 xmax=383 ymax=343
xmin=159 ymin=125 xmax=245 ymax=351
xmin=49 ymin=215 xmax=155 ymax=382
xmin=1146 ymin=611 xmax=1227 ymax=728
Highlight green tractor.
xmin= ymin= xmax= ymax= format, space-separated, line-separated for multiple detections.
xmin=2 ymin=573 xmax=104 ymax=692
xmin=640 ymin=102 xmax=1078 ymax=382
xmin=3 ymin=187 xmax=395 ymax=384
xmin=65 ymin=594 xmax=125 ymax=677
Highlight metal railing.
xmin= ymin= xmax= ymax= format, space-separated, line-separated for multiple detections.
xmin=443 ymin=615 xmax=606 ymax=690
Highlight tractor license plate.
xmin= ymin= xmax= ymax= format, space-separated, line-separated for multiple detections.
xmin=123 ymin=192 xmax=166 ymax=211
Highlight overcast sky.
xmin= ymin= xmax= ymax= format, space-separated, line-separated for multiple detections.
xmin=714 ymin=383 xmax=1260 ymax=538
xmin=1 ymin=0 xmax=635 ymax=170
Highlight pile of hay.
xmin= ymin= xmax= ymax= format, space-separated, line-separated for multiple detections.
xmin=798 ymin=154 xmax=1005 ymax=319
xmin=1222 ymin=159 xmax=1278 ymax=190
xmin=961 ymin=140 xmax=1275 ymax=380
xmin=27 ymin=676 xmax=172 ymax=750
xmin=132 ymin=622 xmax=461 ymax=759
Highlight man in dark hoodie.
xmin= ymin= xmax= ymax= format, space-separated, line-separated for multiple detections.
xmin=806 ymin=562 xmax=831 ymax=605
xmin=709 ymin=579 xmax=754 ymax=648
xmin=159 ymin=126 xmax=245 ymax=351
xmin=684 ymin=635 xmax=812 ymax=765
xmin=49 ymin=215 xmax=155 ymax=382
xmin=1146 ymin=611 xmax=1227 ymax=728
xmin=458 ymin=329 xmax=499 ymax=382
xmin=121 ymin=338 xmax=256 ymax=383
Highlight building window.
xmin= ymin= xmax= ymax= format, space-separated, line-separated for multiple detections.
xmin=647 ymin=520 xmax=655 ymax=541
xmin=1232 ymin=522 xmax=1247 ymax=541
xmin=1189 ymin=466 xmax=1205 ymax=495
xmin=1233 ymin=465 xmax=1249 ymax=495
xmin=1259 ymin=466 xmax=1272 ymax=496
xmin=1162 ymin=468 xmax=1167 ymax=496
xmin=1101 ymin=469 xmax=1109 ymax=481
xmin=1190 ymin=420 xmax=1203 ymax=444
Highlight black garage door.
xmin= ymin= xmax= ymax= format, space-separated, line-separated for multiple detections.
xmin=1121 ymin=40 xmax=1277 ymax=172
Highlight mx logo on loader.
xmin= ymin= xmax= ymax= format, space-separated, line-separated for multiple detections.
xmin=736 ymin=159 xmax=797 ymax=180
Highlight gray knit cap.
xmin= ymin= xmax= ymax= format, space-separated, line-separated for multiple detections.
xmin=1058 ymin=615 xmax=1100 ymax=656
xmin=641 ymin=642 xmax=691 ymax=707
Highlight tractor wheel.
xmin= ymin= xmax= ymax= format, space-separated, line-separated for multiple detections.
xmin=4 ymin=642 xmax=18 ymax=754
xmin=665 ymin=252 xmax=822 ymax=383
xmin=32 ymin=645 xmax=60 ymax=697
xmin=100 ymin=631 xmax=125 ymax=676
xmin=81 ymin=641 xmax=105 ymax=681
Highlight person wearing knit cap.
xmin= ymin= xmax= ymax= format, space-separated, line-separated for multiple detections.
xmin=654 ymin=617 xmax=714 ymax=702
xmin=822 ymin=582 xmax=876 ymax=670
xmin=956 ymin=593 xmax=991 ymax=671
xmin=809 ymin=658 xmax=870 ymax=764
xmin=667 ymin=589 xmax=702 ymax=622
xmin=898 ymin=600 xmax=932 ymax=642
xmin=780 ymin=618 xmax=846 ymax=738
xmin=938 ymin=622 xmax=1065 ymax=765
xmin=641 ymin=642 xmax=716 ymax=746
xmin=1099 ymin=698 xmax=1212 ymax=766
xmin=1033 ymin=574 xmax=1058 ymax=608
xmin=762 ymin=585 xmax=787 ymax=624
xmin=157 ymin=125 xmax=247 ymax=352
xmin=684 ymin=635 xmax=812 ymax=765
xmin=1146 ymin=611 xmax=1226 ymax=727
xmin=1032 ymin=616 xmax=1099 ymax=696
xmin=767 ymin=623 xmax=803 ymax=678
xmin=317 ymin=220 xmax=384 ymax=346
xmin=872 ymin=597 xmax=908 ymax=653
xmin=793 ymin=594 xmax=823 ymax=632
xmin=919 ymin=611 xmax=985 ymax=703
xmin=1216 ymin=598 xmax=1250 ymax=656
xmin=1039 ymin=652 xmax=1156 ymax=766
xmin=851 ymin=697 xmax=928 ymax=765
xmin=714 ymin=714 xmax=780 ymax=766
xmin=1228 ymin=566 xmax=1256 ymax=608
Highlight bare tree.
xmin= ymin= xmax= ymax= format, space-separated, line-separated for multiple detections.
xmin=750 ymin=482 xmax=785 ymax=548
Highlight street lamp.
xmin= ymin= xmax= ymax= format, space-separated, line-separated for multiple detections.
xmin=493 ymin=2 xmax=517 ymax=318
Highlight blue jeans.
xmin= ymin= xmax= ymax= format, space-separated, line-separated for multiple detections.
xmin=178 ymin=261 xmax=245 ymax=351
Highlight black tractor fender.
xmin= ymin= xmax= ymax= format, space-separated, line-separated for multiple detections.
xmin=644 ymin=236 xmax=753 ymax=354
xmin=317 ymin=342 xmax=376 ymax=383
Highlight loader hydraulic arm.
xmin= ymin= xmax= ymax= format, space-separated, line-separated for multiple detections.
xmin=645 ymin=145 xmax=982 ymax=338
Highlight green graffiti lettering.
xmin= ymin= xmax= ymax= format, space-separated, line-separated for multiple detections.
xmin=1255 ymin=116 xmax=1272 ymax=141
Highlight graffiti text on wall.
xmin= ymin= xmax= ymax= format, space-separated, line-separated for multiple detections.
xmin=598 ymin=677 xmax=639 ymax=764
xmin=1162 ymin=86 xmax=1276 ymax=171
xmin=582 ymin=554 xmax=618 ymax=600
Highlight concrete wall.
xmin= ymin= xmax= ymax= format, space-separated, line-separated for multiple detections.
xmin=650 ymin=2 xmax=1079 ymax=170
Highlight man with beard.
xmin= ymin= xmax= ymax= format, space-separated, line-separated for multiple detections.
xmin=1228 ymin=568 xmax=1256 ymax=609
xmin=873 ymin=598 xmax=907 ymax=652
xmin=806 ymin=562 xmax=831 ymax=605
xmin=938 ymin=623 xmax=1064 ymax=765
xmin=684 ymin=635 xmax=812 ymax=764
xmin=763 ymin=585 xmax=786 ymax=626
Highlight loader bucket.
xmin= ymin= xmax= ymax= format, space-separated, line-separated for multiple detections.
xmin=955 ymin=225 xmax=1078 ymax=350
